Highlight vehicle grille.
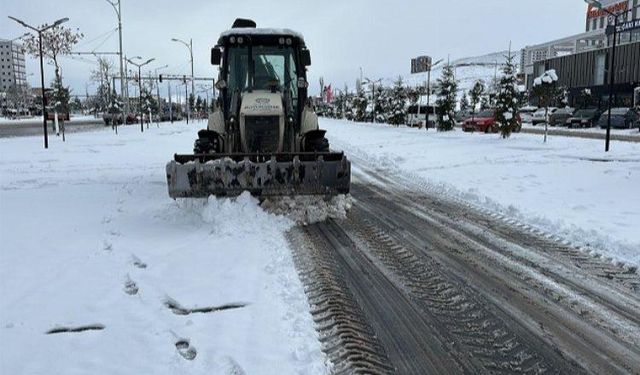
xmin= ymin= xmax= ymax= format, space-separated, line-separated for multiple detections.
xmin=244 ymin=116 xmax=280 ymax=153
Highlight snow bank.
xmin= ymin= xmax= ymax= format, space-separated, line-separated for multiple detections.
xmin=0 ymin=123 xmax=327 ymax=374
xmin=321 ymin=118 xmax=640 ymax=266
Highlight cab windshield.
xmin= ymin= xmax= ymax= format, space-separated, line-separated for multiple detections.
xmin=226 ymin=45 xmax=298 ymax=96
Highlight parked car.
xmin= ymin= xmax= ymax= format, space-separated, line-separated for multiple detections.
xmin=518 ymin=106 xmax=537 ymax=124
xmin=566 ymin=108 xmax=601 ymax=128
xmin=531 ymin=107 xmax=557 ymax=125
xmin=463 ymin=109 xmax=494 ymax=132
xmin=597 ymin=108 xmax=640 ymax=129
xmin=407 ymin=105 xmax=436 ymax=128
xmin=548 ymin=107 xmax=574 ymax=126
xmin=454 ymin=109 xmax=472 ymax=124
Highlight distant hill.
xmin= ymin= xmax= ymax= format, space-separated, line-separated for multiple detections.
xmin=380 ymin=50 xmax=512 ymax=102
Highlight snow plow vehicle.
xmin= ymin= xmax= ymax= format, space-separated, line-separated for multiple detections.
xmin=166 ymin=19 xmax=351 ymax=198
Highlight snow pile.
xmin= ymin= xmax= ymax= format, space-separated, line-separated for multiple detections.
xmin=0 ymin=123 xmax=327 ymax=375
xmin=261 ymin=194 xmax=354 ymax=225
xmin=321 ymin=118 xmax=640 ymax=266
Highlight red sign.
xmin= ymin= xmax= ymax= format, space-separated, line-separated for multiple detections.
xmin=587 ymin=1 xmax=628 ymax=19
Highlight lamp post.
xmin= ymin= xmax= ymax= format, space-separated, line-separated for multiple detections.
xmin=105 ymin=0 xmax=126 ymax=115
xmin=584 ymin=0 xmax=622 ymax=152
xmin=126 ymin=57 xmax=155 ymax=132
xmin=172 ymin=38 xmax=194 ymax=123
xmin=8 ymin=16 xmax=69 ymax=149
xmin=425 ymin=59 xmax=443 ymax=130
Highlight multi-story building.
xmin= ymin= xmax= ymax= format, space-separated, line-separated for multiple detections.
xmin=521 ymin=1 xmax=640 ymax=99
xmin=1 ymin=38 xmax=28 ymax=114
xmin=0 ymin=39 xmax=27 ymax=93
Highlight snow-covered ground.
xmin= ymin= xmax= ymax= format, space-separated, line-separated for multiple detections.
xmin=322 ymin=118 xmax=640 ymax=266
xmin=0 ymin=122 xmax=326 ymax=374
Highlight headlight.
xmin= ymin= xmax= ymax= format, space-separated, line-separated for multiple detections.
xmin=229 ymin=36 xmax=236 ymax=43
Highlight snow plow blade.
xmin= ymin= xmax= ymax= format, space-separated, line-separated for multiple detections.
xmin=166 ymin=152 xmax=351 ymax=198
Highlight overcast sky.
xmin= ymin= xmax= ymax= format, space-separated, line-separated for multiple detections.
xmin=1 ymin=0 xmax=589 ymax=96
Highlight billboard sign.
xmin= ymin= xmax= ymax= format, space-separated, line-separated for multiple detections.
xmin=586 ymin=0 xmax=628 ymax=20
xmin=411 ymin=56 xmax=432 ymax=74
xmin=606 ymin=18 xmax=640 ymax=34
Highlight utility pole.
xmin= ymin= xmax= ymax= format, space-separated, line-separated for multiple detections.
xmin=155 ymin=64 xmax=168 ymax=122
xmin=168 ymin=81 xmax=173 ymax=123
xmin=105 ymin=0 xmax=125 ymax=115
xmin=8 ymin=16 xmax=69 ymax=149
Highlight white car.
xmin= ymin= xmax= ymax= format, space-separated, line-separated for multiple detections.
xmin=531 ymin=107 xmax=557 ymax=126
xmin=518 ymin=106 xmax=538 ymax=124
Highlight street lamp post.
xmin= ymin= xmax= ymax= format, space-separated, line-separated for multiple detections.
xmin=8 ymin=16 xmax=69 ymax=149
xmin=172 ymin=38 xmax=194 ymax=123
xmin=126 ymin=57 xmax=155 ymax=132
xmin=584 ymin=0 xmax=622 ymax=152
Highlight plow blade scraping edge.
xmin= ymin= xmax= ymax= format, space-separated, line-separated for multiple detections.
xmin=166 ymin=153 xmax=351 ymax=198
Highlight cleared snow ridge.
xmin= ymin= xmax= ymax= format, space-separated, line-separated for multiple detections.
xmin=261 ymin=194 xmax=354 ymax=225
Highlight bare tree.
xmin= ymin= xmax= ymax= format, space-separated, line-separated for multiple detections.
xmin=91 ymin=57 xmax=115 ymax=111
xmin=22 ymin=24 xmax=83 ymax=80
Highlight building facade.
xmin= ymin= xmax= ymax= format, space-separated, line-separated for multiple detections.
xmin=529 ymin=41 xmax=640 ymax=108
xmin=0 ymin=39 xmax=27 ymax=93
xmin=586 ymin=0 xmax=640 ymax=45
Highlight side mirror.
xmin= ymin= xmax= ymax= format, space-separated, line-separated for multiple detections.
xmin=211 ymin=47 xmax=222 ymax=65
xmin=300 ymin=49 xmax=311 ymax=67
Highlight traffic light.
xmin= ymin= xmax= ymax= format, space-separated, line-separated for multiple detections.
xmin=159 ymin=74 xmax=163 ymax=83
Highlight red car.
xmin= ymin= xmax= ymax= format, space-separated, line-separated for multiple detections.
xmin=462 ymin=109 xmax=521 ymax=133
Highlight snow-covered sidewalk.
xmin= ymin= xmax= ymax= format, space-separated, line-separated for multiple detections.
xmin=0 ymin=123 xmax=326 ymax=374
xmin=322 ymin=118 xmax=640 ymax=266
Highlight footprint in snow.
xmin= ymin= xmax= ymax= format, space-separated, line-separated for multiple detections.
xmin=124 ymin=277 xmax=139 ymax=295
xmin=131 ymin=255 xmax=147 ymax=269
xmin=46 ymin=324 xmax=105 ymax=335
xmin=103 ymin=240 xmax=113 ymax=252
xmin=175 ymin=339 xmax=197 ymax=360
xmin=221 ymin=357 xmax=246 ymax=375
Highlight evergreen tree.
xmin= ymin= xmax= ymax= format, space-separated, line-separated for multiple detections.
xmin=333 ymin=91 xmax=346 ymax=119
xmin=140 ymin=87 xmax=157 ymax=119
xmin=480 ymin=95 xmax=490 ymax=110
xmin=352 ymin=87 xmax=368 ymax=122
xmin=469 ymin=80 xmax=485 ymax=119
xmin=188 ymin=93 xmax=196 ymax=113
xmin=387 ymin=77 xmax=407 ymax=126
xmin=459 ymin=91 xmax=470 ymax=112
xmin=435 ymin=64 xmax=458 ymax=131
xmin=51 ymin=74 xmax=70 ymax=118
xmin=196 ymin=96 xmax=203 ymax=114
xmin=373 ymin=85 xmax=390 ymax=123
xmin=495 ymin=52 xmax=520 ymax=138
xmin=108 ymin=89 xmax=123 ymax=116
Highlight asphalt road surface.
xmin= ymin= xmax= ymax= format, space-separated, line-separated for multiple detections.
xmin=292 ymin=155 xmax=640 ymax=374
xmin=0 ymin=118 xmax=105 ymax=138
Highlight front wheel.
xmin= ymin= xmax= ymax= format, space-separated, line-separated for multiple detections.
xmin=303 ymin=130 xmax=330 ymax=152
